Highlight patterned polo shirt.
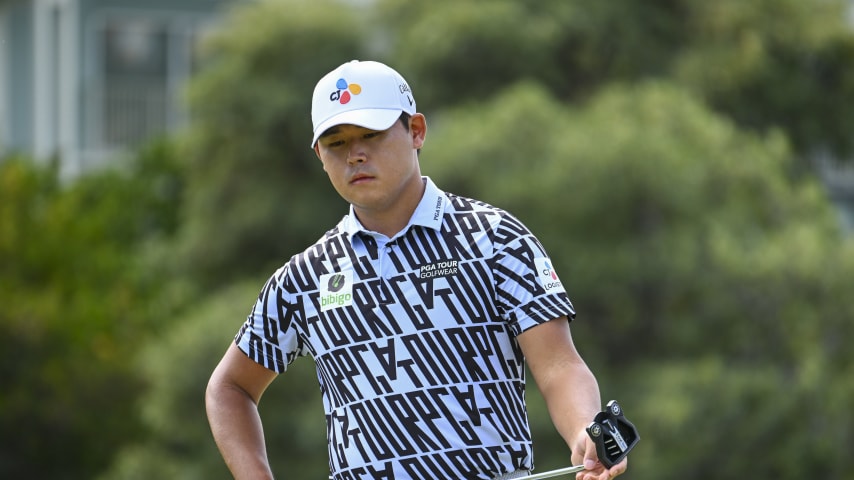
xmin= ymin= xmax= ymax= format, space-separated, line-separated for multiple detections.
xmin=235 ymin=177 xmax=575 ymax=479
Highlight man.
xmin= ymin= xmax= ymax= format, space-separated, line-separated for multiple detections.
xmin=206 ymin=60 xmax=628 ymax=480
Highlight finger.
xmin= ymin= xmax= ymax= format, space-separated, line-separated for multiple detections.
xmin=570 ymin=431 xmax=593 ymax=466
xmin=582 ymin=436 xmax=599 ymax=469
xmin=577 ymin=456 xmax=628 ymax=480
xmin=575 ymin=465 xmax=605 ymax=480
xmin=608 ymin=457 xmax=628 ymax=477
xmin=574 ymin=460 xmax=603 ymax=479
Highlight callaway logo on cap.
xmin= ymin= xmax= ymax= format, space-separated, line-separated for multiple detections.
xmin=311 ymin=60 xmax=416 ymax=147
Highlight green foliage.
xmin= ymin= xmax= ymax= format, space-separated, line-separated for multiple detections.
xmin=425 ymin=80 xmax=854 ymax=476
xmin=98 ymin=280 xmax=328 ymax=480
xmin=174 ymin=0 xmax=379 ymax=288
xmin=379 ymin=0 xmax=570 ymax=109
xmin=381 ymin=0 xmax=854 ymax=157
xmin=671 ymin=0 xmax=854 ymax=157
xmin=427 ymin=80 xmax=848 ymax=365
xmin=0 ymin=142 xmax=184 ymax=479
xmin=629 ymin=354 xmax=854 ymax=479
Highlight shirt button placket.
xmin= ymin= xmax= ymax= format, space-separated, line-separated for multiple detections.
xmin=378 ymin=241 xmax=395 ymax=304
xmin=382 ymin=243 xmax=394 ymax=279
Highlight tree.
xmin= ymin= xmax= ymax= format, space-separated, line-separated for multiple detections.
xmin=0 ymin=141 xmax=184 ymax=479
xmin=379 ymin=0 xmax=854 ymax=158
xmin=98 ymin=280 xmax=329 ymax=480
xmin=424 ymin=80 xmax=854 ymax=478
xmin=173 ymin=0 xmax=376 ymax=289
xmin=173 ymin=0 xmax=854 ymax=291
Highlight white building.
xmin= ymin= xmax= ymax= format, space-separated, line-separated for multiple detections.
xmin=0 ymin=0 xmax=233 ymax=178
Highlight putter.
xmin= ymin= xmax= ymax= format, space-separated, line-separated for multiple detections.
xmin=513 ymin=400 xmax=640 ymax=480
xmin=328 ymin=400 xmax=639 ymax=480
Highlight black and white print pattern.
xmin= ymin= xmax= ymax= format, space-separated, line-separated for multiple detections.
xmin=236 ymin=178 xmax=575 ymax=479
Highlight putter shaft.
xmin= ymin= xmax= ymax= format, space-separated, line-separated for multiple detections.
xmin=329 ymin=465 xmax=585 ymax=480
xmin=513 ymin=464 xmax=585 ymax=480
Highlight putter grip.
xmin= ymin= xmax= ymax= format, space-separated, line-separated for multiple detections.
xmin=585 ymin=400 xmax=640 ymax=468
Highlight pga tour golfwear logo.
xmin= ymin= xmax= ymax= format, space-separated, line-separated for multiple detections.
xmin=330 ymin=78 xmax=362 ymax=104
xmin=419 ymin=260 xmax=459 ymax=279
xmin=535 ymin=257 xmax=563 ymax=293
xmin=319 ymin=271 xmax=354 ymax=312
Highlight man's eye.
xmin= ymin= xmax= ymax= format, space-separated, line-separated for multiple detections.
xmin=327 ymin=140 xmax=345 ymax=147
xmin=364 ymin=132 xmax=381 ymax=139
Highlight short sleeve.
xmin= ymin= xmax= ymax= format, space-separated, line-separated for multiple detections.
xmin=234 ymin=267 xmax=305 ymax=373
xmin=491 ymin=214 xmax=576 ymax=336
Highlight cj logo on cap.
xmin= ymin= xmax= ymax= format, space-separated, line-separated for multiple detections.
xmin=329 ymin=78 xmax=361 ymax=104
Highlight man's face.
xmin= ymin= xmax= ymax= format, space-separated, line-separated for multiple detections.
xmin=314 ymin=114 xmax=426 ymax=218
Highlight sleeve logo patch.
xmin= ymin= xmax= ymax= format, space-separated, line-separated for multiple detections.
xmin=534 ymin=257 xmax=564 ymax=294
xmin=318 ymin=271 xmax=354 ymax=312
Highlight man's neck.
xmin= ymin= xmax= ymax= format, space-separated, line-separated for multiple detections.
xmin=353 ymin=176 xmax=426 ymax=238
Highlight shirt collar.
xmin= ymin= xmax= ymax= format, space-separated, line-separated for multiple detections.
xmin=341 ymin=176 xmax=447 ymax=242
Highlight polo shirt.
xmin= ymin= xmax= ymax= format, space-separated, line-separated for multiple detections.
xmin=235 ymin=177 xmax=576 ymax=480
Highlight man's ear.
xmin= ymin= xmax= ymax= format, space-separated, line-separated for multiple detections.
xmin=313 ymin=143 xmax=322 ymax=159
xmin=410 ymin=113 xmax=427 ymax=149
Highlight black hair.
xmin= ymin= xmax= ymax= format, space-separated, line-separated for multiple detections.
xmin=399 ymin=112 xmax=421 ymax=155
xmin=399 ymin=111 xmax=411 ymax=131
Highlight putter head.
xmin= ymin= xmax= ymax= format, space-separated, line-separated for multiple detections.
xmin=586 ymin=400 xmax=640 ymax=468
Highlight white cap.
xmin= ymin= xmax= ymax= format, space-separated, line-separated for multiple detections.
xmin=311 ymin=60 xmax=416 ymax=147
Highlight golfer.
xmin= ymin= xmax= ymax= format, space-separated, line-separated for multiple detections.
xmin=206 ymin=60 xmax=628 ymax=480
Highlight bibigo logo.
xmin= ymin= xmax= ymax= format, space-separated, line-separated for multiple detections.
xmin=318 ymin=271 xmax=354 ymax=312
xmin=534 ymin=257 xmax=564 ymax=294
xmin=329 ymin=78 xmax=362 ymax=104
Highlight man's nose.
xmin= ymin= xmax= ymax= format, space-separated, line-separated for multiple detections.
xmin=347 ymin=141 xmax=366 ymax=164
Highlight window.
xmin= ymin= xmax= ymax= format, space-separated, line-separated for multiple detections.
xmin=82 ymin=12 xmax=214 ymax=163
xmin=101 ymin=18 xmax=169 ymax=147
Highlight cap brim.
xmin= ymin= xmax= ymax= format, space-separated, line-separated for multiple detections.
xmin=311 ymin=108 xmax=403 ymax=147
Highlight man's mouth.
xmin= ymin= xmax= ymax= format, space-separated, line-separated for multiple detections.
xmin=350 ymin=173 xmax=374 ymax=185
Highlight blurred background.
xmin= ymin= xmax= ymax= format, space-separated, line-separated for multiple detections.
xmin=2 ymin=0 xmax=854 ymax=478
